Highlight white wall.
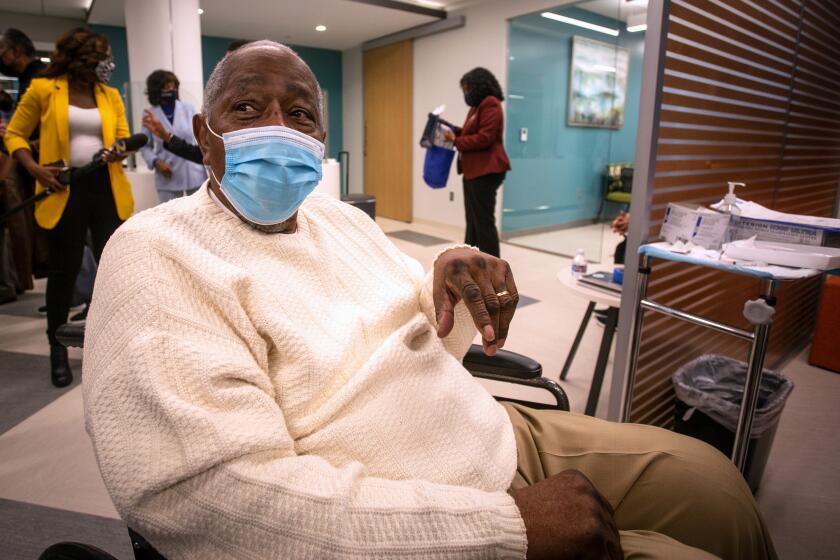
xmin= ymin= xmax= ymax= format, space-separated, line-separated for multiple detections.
xmin=124 ymin=0 xmax=204 ymax=133
xmin=411 ymin=0 xmax=577 ymax=227
xmin=342 ymin=45 xmax=364 ymax=194
xmin=341 ymin=0 xmax=578 ymax=222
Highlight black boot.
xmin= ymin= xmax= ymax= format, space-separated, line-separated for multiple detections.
xmin=50 ymin=345 xmax=73 ymax=388
xmin=70 ymin=304 xmax=89 ymax=322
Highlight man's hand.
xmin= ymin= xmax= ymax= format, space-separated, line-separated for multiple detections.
xmin=511 ymin=470 xmax=622 ymax=560
xmin=142 ymin=110 xmax=170 ymax=141
xmin=433 ymin=248 xmax=518 ymax=356
xmin=154 ymin=159 xmax=173 ymax=178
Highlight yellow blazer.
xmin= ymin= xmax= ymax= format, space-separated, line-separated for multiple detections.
xmin=3 ymin=76 xmax=134 ymax=229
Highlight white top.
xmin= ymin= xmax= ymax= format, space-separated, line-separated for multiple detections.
xmin=68 ymin=105 xmax=104 ymax=167
xmin=83 ymin=183 xmax=526 ymax=559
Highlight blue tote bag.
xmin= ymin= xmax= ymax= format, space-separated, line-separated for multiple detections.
xmin=423 ymin=146 xmax=455 ymax=189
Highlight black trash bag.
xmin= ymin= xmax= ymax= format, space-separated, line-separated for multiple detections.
xmin=673 ymin=354 xmax=794 ymax=437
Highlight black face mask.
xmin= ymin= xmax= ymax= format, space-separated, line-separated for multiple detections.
xmin=0 ymin=60 xmax=18 ymax=77
xmin=464 ymin=89 xmax=483 ymax=107
xmin=0 ymin=96 xmax=13 ymax=113
xmin=159 ymin=90 xmax=178 ymax=105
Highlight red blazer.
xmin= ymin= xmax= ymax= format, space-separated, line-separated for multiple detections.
xmin=454 ymin=95 xmax=511 ymax=180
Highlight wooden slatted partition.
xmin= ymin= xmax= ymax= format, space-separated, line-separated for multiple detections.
xmin=628 ymin=0 xmax=840 ymax=426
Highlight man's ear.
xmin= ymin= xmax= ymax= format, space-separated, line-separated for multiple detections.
xmin=193 ymin=113 xmax=212 ymax=166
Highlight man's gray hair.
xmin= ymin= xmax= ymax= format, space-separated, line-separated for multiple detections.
xmin=203 ymin=40 xmax=323 ymax=124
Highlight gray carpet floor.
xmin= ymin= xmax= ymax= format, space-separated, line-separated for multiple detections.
xmin=387 ymin=230 xmax=452 ymax=246
xmin=0 ymin=292 xmax=45 ymax=319
xmin=516 ymin=294 xmax=538 ymax=308
xmin=0 ymin=350 xmax=81 ymax=435
xmin=0 ymin=498 xmax=132 ymax=559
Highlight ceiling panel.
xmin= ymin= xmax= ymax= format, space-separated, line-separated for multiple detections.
xmin=88 ymin=0 xmax=449 ymax=51
xmin=42 ymin=0 xmax=89 ymax=19
xmin=574 ymin=0 xmax=648 ymax=22
xmin=0 ymin=0 xmax=89 ymax=19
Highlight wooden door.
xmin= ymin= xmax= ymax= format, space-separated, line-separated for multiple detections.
xmin=363 ymin=40 xmax=413 ymax=221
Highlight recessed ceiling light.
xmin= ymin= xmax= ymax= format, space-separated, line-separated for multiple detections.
xmin=315 ymin=25 xmax=327 ymax=32
xmin=197 ymin=8 xmax=204 ymax=14
xmin=40 ymin=57 xmax=50 ymax=63
xmin=626 ymin=24 xmax=647 ymax=32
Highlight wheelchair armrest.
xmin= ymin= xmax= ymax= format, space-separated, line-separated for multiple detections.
xmin=128 ymin=528 xmax=167 ymax=560
xmin=463 ymin=344 xmax=542 ymax=379
xmin=463 ymin=344 xmax=569 ymax=411
xmin=55 ymin=320 xmax=86 ymax=348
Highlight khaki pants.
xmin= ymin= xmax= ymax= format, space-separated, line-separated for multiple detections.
xmin=504 ymin=403 xmax=778 ymax=560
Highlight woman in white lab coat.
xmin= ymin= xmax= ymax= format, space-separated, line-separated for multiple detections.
xmin=140 ymin=70 xmax=206 ymax=203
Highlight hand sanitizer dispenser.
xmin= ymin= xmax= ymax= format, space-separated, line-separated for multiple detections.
xmin=721 ymin=182 xmax=744 ymax=242
xmin=720 ymin=182 xmax=744 ymax=216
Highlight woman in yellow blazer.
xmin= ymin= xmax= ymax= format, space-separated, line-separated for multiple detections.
xmin=3 ymin=27 xmax=133 ymax=387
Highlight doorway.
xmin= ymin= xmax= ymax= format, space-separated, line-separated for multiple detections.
xmin=363 ymin=40 xmax=413 ymax=222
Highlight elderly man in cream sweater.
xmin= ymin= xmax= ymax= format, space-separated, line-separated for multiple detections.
xmin=83 ymin=42 xmax=776 ymax=560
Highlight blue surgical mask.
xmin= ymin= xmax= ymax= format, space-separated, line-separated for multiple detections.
xmin=159 ymin=90 xmax=177 ymax=106
xmin=206 ymin=120 xmax=324 ymax=226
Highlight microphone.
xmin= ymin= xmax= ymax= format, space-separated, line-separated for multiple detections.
xmin=114 ymin=133 xmax=151 ymax=153
xmin=67 ymin=133 xmax=149 ymax=183
xmin=0 ymin=134 xmax=150 ymax=224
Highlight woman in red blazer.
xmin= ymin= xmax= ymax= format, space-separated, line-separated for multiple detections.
xmin=446 ymin=67 xmax=511 ymax=257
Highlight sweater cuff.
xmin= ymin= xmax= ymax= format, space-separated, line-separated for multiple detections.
xmin=492 ymin=492 xmax=529 ymax=559
xmin=419 ymin=268 xmax=477 ymax=359
xmin=433 ymin=244 xmax=479 ymax=269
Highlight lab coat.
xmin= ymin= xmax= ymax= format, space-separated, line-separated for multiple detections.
xmin=140 ymin=100 xmax=206 ymax=193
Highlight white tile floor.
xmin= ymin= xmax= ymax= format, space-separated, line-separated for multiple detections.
xmin=505 ymin=222 xmax=624 ymax=264
xmin=0 ymin=215 xmax=838 ymax=559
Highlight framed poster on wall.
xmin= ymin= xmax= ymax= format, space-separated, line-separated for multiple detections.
xmin=567 ymin=35 xmax=629 ymax=129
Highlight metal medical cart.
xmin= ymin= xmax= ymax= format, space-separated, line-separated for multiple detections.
xmin=622 ymin=242 xmax=828 ymax=473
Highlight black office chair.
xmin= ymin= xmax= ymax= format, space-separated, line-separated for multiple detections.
xmin=51 ymin=321 xmax=568 ymax=559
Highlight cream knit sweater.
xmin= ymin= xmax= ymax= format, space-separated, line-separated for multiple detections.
xmin=83 ymin=184 xmax=527 ymax=559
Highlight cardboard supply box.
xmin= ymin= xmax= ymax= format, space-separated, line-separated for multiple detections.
xmin=660 ymin=203 xmax=731 ymax=250
xmin=732 ymin=217 xmax=840 ymax=248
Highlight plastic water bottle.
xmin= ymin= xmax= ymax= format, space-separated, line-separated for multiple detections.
xmin=571 ymin=249 xmax=588 ymax=279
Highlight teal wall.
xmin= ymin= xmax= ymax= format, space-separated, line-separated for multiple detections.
xmin=88 ymin=26 xmax=343 ymax=158
xmin=502 ymin=6 xmax=645 ymax=233
xmin=201 ymin=35 xmax=343 ymax=158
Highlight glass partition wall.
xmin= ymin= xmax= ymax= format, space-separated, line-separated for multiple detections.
xmin=502 ymin=0 xmax=646 ymax=263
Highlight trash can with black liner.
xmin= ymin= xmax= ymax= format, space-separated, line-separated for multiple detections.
xmin=673 ymin=354 xmax=794 ymax=493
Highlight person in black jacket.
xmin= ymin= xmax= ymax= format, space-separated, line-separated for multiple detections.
xmin=0 ymin=29 xmax=46 ymax=100
xmin=142 ymin=109 xmax=203 ymax=164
